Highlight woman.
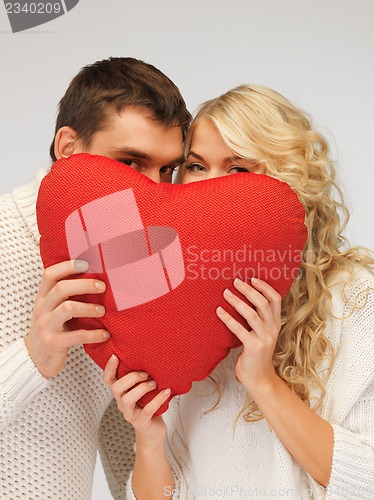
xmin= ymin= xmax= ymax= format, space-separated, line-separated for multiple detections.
xmin=105 ymin=85 xmax=374 ymax=499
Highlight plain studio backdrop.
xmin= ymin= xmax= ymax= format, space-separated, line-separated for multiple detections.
xmin=1 ymin=1 xmax=373 ymax=498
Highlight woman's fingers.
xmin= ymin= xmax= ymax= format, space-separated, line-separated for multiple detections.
xmin=136 ymin=388 xmax=171 ymax=423
xmin=233 ymin=278 xmax=272 ymax=321
xmin=102 ymin=354 xmax=121 ymax=387
xmin=105 ymin=362 xmax=148 ymax=394
xmin=107 ymin=365 xmax=170 ymax=424
xmin=216 ymin=305 xmax=254 ymax=345
xmin=229 ymin=277 xmax=282 ymax=333
xmin=103 ymin=358 xmax=171 ymax=424
xmin=222 ymin=288 xmax=268 ymax=340
xmin=249 ymin=277 xmax=282 ymax=320
xmin=119 ymin=379 xmax=158 ymax=411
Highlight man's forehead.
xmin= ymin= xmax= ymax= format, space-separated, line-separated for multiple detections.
xmin=104 ymin=105 xmax=158 ymax=125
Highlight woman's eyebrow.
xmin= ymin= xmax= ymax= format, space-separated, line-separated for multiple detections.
xmin=226 ymin=156 xmax=243 ymax=163
xmin=187 ymin=151 xmax=205 ymax=161
xmin=188 ymin=151 xmax=244 ymax=163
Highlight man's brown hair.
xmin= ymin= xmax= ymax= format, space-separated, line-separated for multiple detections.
xmin=50 ymin=57 xmax=191 ymax=161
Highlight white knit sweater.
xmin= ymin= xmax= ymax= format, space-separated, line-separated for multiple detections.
xmin=127 ymin=267 xmax=374 ymax=499
xmin=0 ymin=170 xmax=135 ymax=500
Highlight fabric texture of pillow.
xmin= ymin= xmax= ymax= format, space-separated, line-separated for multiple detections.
xmin=37 ymin=153 xmax=307 ymax=414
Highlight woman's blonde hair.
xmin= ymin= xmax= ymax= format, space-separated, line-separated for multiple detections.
xmin=182 ymin=84 xmax=373 ymax=421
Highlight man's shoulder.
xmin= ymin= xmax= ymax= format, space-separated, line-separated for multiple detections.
xmin=0 ymin=167 xmax=49 ymax=235
xmin=0 ymin=190 xmax=19 ymax=222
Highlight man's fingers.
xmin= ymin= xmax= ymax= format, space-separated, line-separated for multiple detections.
xmin=48 ymin=300 xmax=105 ymax=328
xmin=37 ymin=260 xmax=90 ymax=298
xmin=44 ymin=278 xmax=106 ymax=311
xmin=59 ymin=328 xmax=111 ymax=348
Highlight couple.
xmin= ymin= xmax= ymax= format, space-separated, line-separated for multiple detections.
xmin=1 ymin=57 xmax=373 ymax=499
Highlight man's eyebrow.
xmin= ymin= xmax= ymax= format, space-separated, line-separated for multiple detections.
xmin=111 ymin=147 xmax=151 ymax=161
xmin=111 ymin=148 xmax=184 ymax=165
xmin=169 ymin=154 xmax=185 ymax=165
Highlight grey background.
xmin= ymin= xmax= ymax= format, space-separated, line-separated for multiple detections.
xmin=1 ymin=1 xmax=373 ymax=498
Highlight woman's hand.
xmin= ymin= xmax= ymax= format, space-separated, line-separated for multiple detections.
xmin=216 ymin=277 xmax=282 ymax=398
xmin=217 ymin=277 xmax=334 ymax=486
xmin=103 ymin=355 xmax=170 ymax=449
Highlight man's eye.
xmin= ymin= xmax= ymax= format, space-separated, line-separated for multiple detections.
xmin=117 ymin=159 xmax=140 ymax=169
xmin=230 ymin=166 xmax=250 ymax=174
xmin=185 ymin=163 xmax=206 ymax=173
xmin=160 ymin=165 xmax=177 ymax=174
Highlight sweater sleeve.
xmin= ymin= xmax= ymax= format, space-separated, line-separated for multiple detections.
xmin=0 ymin=338 xmax=49 ymax=431
xmin=329 ymin=414 xmax=374 ymax=499
xmin=97 ymin=398 xmax=136 ymax=499
xmin=327 ymin=352 xmax=374 ymax=498
xmin=0 ymin=179 xmax=51 ymax=431
xmin=321 ymin=268 xmax=374 ymax=499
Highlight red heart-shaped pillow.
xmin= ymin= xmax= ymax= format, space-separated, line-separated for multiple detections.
xmin=37 ymin=153 xmax=307 ymax=414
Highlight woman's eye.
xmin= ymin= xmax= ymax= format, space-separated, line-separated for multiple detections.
xmin=185 ymin=163 xmax=207 ymax=173
xmin=230 ymin=166 xmax=250 ymax=174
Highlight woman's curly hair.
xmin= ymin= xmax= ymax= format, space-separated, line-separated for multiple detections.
xmin=181 ymin=84 xmax=374 ymax=421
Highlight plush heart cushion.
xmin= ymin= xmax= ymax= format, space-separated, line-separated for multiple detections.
xmin=37 ymin=153 xmax=307 ymax=414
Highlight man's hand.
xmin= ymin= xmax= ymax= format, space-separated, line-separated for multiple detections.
xmin=25 ymin=260 xmax=110 ymax=378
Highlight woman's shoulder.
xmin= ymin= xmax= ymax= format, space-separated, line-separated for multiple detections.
xmin=322 ymin=264 xmax=374 ymax=421
xmin=324 ymin=263 xmax=373 ymax=351
xmin=326 ymin=263 xmax=373 ymax=360
xmin=327 ymin=263 xmax=373 ymax=308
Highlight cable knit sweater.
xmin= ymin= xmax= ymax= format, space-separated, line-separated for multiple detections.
xmin=0 ymin=170 xmax=135 ymax=500
xmin=126 ymin=267 xmax=374 ymax=500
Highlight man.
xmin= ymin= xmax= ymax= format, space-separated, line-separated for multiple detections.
xmin=0 ymin=57 xmax=191 ymax=499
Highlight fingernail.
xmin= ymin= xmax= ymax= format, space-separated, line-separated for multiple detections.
xmin=73 ymin=260 xmax=89 ymax=272
xmin=224 ymin=288 xmax=233 ymax=297
xmin=217 ymin=306 xmax=225 ymax=315
xmin=162 ymin=388 xmax=171 ymax=396
xmin=139 ymin=372 xmax=148 ymax=378
xmin=96 ymin=305 xmax=105 ymax=315
xmin=235 ymin=278 xmax=244 ymax=286
xmin=110 ymin=354 xmax=117 ymax=361
xmin=103 ymin=331 xmax=111 ymax=339
xmin=251 ymin=277 xmax=261 ymax=284
xmin=148 ymin=380 xmax=157 ymax=388
xmin=95 ymin=281 xmax=106 ymax=290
